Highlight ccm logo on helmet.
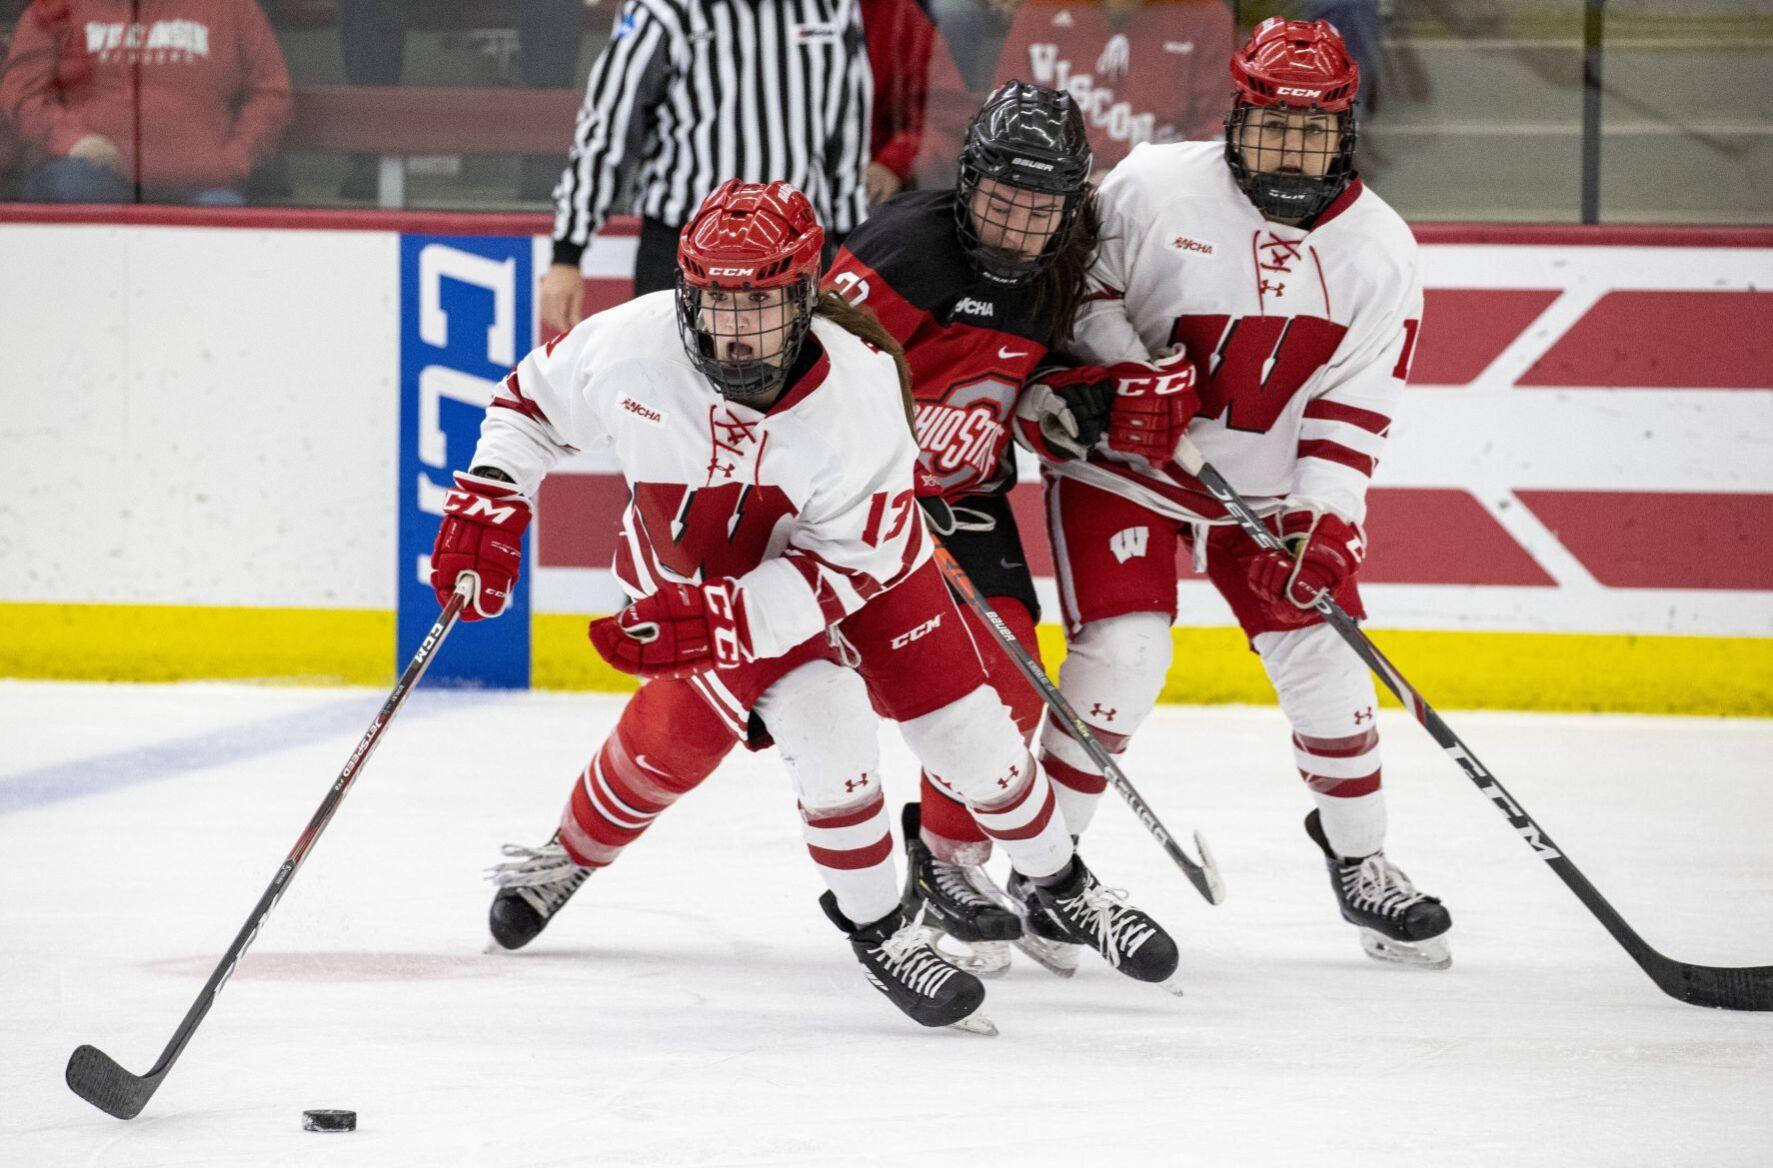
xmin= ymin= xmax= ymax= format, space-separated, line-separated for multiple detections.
xmin=1276 ymin=86 xmax=1323 ymax=97
xmin=708 ymin=266 xmax=755 ymax=277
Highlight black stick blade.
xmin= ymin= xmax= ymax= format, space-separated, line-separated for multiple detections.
xmin=67 ymin=1044 xmax=160 ymax=1119
xmin=1653 ymin=960 xmax=1773 ymax=1011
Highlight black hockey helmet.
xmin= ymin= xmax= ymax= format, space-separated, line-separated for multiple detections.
xmin=955 ymin=81 xmax=1093 ymax=286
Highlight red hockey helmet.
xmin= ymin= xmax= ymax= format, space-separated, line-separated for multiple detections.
xmin=1230 ymin=17 xmax=1360 ymax=113
xmin=1223 ymin=18 xmax=1361 ymax=222
xmin=676 ymin=179 xmax=826 ymax=404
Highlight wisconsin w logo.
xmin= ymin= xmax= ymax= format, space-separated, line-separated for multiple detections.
xmin=1171 ymin=313 xmax=1349 ymax=433
xmin=1109 ymin=526 xmax=1149 ymax=563
xmin=630 ymin=482 xmax=798 ymax=581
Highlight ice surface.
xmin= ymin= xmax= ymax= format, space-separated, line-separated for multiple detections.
xmin=3 ymin=680 xmax=1770 ymax=1166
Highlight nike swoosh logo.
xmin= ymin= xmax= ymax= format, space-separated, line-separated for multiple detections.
xmin=633 ymin=754 xmax=672 ymax=777
xmin=1001 ymin=559 xmax=1024 ymax=570
xmin=998 ymin=346 xmax=1030 ymax=360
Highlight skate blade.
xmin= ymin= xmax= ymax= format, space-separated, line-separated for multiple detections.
xmin=1157 ymin=971 xmax=1186 ymax=997
xmin=947 ymin=1012 xmax=999 ymax=1037
xmin=1011 ymin=934 xmax=1081 ymax=979
xmin=933 ymin=936 xmax=1012 ymax=979
xmin=1359 ymin=928 xmax=1452 ymax=970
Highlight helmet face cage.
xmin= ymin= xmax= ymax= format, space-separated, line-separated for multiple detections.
xmin=1223 ymin=101 xmax=1357 ymax=222
xmin=954 ymin=82 xmax=1092 ymax=286
xmin=674 ymin=273 xmax=817 ymax=408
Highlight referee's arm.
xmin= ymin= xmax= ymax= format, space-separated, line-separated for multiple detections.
xmin=825 ymin=4 xmax=874 ymax=237
xmin=549 ymin=1 xmax=676 ymax=270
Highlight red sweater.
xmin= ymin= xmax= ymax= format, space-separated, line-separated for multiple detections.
xmin=0 ymin=0 xmax=290 ymax=190
xmin=858 ymin=0 xmax=971 ymax=184
xmin=994 ymin=0 xmax=1234 ymax=172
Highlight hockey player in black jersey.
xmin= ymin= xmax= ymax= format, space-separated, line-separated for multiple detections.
xmin=825 ymin=82 xmax=1187 ymax=981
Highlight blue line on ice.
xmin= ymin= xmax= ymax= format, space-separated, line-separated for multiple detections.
xmin=0 ymin=691 xmax=490 ymax=815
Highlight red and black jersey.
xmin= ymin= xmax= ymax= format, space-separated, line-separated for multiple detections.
xmin=824 ymin=190 xmax=1052 ymax=500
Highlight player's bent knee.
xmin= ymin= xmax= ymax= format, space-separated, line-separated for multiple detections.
xmin=897 ymin=685 xmax=1027 ymax=804
xmin=1254 ymin=624 xmax=1377 ymax=731
xmin=754 ymin=660 xmax=882 ymax=809
xmin=620 ymin=679 xmax=738 ymax=782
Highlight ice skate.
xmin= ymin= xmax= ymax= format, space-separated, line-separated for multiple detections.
xmin=900 ymin=803 xmax=1020 ymax=977
xmin=1003 ymin=868 xmax=1084 ymax=977
xmin=821 ymin=892 xmax=996 ymax=1035
xmin=1305 ymin=810 xmax=1453 ymax=970
xmin=486 ymin=836 xmax=593 ymax=951
xmin=1025 ymin=859 xmax=1182 ymax=992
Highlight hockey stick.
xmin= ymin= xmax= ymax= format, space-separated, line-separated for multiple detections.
xmin=929 ymin=539 xmax=1227 ymax=905
xmin=66 ymin=580 xmax=475 ymax=1118
xmin=1172 ymin=435 xmax=1773 ymax=1010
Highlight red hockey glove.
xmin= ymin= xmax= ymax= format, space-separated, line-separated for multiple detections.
xmin=1103 ymin=348 xmax=1201 ymax=464
xmin=1013 ymin=366 xmax=1115 ymax=461
xmin=1247 ymin=510 xmax=1367 ymax=610
xmin=429 ymin=470 xmax=532 ymax=620
xmin=587 ymin=580 xmax=749 ymax=680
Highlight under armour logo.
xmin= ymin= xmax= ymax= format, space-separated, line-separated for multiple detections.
xmin=1259 ymin=280 xmax=1285 ymax=296
xmin=1353 ymin=707 xmax=1374 ymax=725
xmin=1090 ymin=703 xmax=1117 ymax=721
xmin=1109 ymin=526 xmax=1149 ymax=563
xmin=706 ymin=459 xmax=736 ymax=479
xmin=844 ymin=775 xmax=870 ymax=793
xmin=995 ymin=763 xmax=1020 ymax=790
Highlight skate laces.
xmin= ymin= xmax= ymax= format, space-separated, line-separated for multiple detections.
xmin=488 ymin=843 xmax=589 ymax=913
xmin=932 ymin=860 xmax=997 ymax=909
xmin=1057 ymin=879 xmax=1155 ymax=967
xmin=875 ymin=905 xmax=957 ymax=996
xmin=1344 ymin=854 xmax=1431 ymax=919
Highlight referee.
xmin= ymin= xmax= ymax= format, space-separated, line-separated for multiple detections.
xmin=541 ymin=0 xmax=874 ymax=335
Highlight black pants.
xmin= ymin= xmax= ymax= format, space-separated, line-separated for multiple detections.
xmin=634 ymin=217 xmax=686 ymax=297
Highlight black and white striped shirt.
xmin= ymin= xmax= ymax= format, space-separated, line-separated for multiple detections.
xmin=551 ymin=0 xmax=873 ymax=265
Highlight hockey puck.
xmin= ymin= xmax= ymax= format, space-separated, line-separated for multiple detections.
xmin=302 ymin=1109 xmax=356 ymax=1132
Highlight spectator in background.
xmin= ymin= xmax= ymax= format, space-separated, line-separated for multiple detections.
xmin=991 ymin=0 xmax=1235 ymax=177
xmin=334 ymin=0 xmax=585 ymax=201
xmin=0 ymin=0 xmax=290 ymax=204
xmin=539 ymin=0 xmax=871 ymax=336
xmin=858 ymin=0 xmax=971 ymax=207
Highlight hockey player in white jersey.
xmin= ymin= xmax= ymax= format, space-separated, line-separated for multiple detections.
xmin=1019 ymin=18 xmax=1453 ymax=969
xmin=428 ymin=180 xmax=1182 ymax=1032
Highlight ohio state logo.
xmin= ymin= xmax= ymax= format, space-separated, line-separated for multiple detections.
xmin=912 ymin=377 xmax=1019 ymax=492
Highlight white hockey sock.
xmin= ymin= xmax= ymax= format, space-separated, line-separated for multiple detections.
xmin=1037 ymin=720 xmax=1108 ymax=836
xmin=1315 ymin=789 xmax=1388 ymax=860
xmin=800 ymin=790 xmax=899 ymax=926
xmin=969 ymin=757 xmax=1072 ymax=879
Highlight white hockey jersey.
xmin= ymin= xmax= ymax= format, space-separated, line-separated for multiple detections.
xmin=471 ymin=292 xmax=930 ymax=661
xmin=1054 ymin=140 xmax=1424 ymax=528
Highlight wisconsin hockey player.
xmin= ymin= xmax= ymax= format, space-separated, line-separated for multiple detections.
xmin=824 ymin=81 xmax=1198 ymax=978
xmin=430 ymin=180 xmax=1182 ymax=1033
xmin=1021 ymin=18 xmax=1454 ymax=970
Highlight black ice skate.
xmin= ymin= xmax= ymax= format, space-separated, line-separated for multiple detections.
xmin=1305 ymin=810 xmax=1453 ymax=970
xmin=486 ymin=836 xmax=593 ymax=951
xmin=1026 ymin=859 xmax=1182 ymax=991
xmin=820 ymin=891 xmax=996 ymax=1036
xmin=1003 ymin=868 xmax=1083 ymax=978
xmin=900 ymin=803 xmax=1021 ymax=977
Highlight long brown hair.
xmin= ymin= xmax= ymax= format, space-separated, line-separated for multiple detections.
xmin=1025 ymin=187 xmax=1102 ymax=350
xmin=814 ymin=290 xmax=918 ymax=436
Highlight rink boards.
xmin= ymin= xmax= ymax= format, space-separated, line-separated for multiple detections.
xmin=1 ymin=209 xmax=1768 ymax=713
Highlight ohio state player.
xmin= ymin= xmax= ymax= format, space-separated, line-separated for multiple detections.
xmin=824 ymin=81 xmax=1200 ymax=977
xmin=1023 ymin=18 xmax=1454 ymax=969
xmin=431 ymin=180 xmax=1182 ymax=1031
